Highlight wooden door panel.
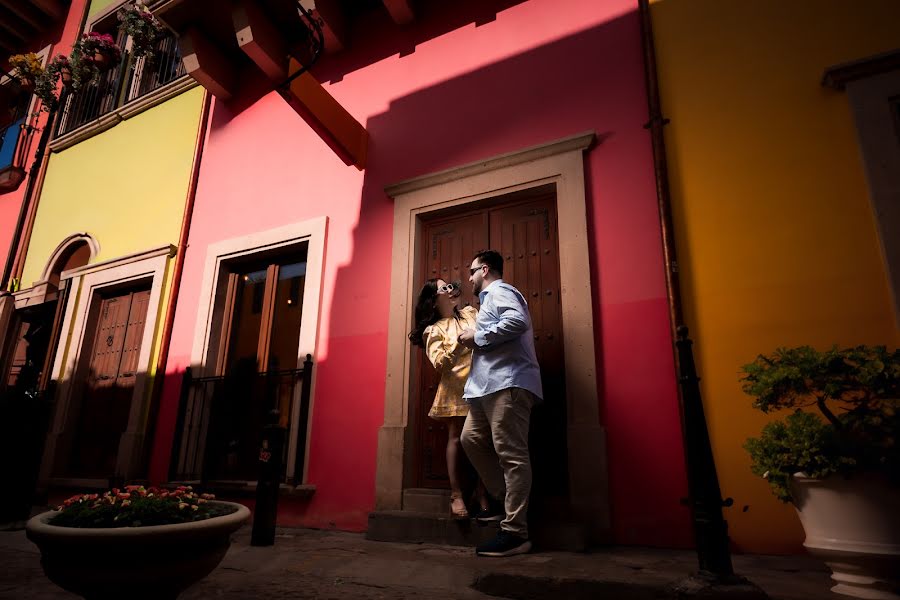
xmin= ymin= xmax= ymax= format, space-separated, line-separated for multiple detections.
xmin=71 ymin=287 xmax=150 ymax=477
xmin=89 ymin=295 xmax=132 ymax=387
xmin=416 ymin=212 xmax=488 ymax=487
xmin=118 ymin=290 xmax=150 ymax=382
xmin=489 ymin=194 xmax=567 ymax=497
xmin=414 ymin=192 xmax=567 ymax=495
xmin=488 ymin=196 xmax=563 ymax=371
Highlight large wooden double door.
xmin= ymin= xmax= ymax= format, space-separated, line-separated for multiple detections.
xmin=69 ymin=288 xmax=150 ymax=477
xmin=415 ymin=185 xmax=567 ymax=497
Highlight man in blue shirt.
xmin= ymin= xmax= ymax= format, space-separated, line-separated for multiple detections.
xmin=458 ymin=250 xmax=542 ymax=557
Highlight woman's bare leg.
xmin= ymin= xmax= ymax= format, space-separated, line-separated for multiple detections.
xmin=446 ymin=417 xmax=468 ymax=517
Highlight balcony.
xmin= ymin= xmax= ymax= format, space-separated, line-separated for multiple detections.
xmin=171 ymin=359 xmax=313 ymax=486
xmin=54 ymin=30 xmax=187 ymax=141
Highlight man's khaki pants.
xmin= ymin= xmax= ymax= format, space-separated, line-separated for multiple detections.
xmin=460 ymin=387 xmax=536 ymax=538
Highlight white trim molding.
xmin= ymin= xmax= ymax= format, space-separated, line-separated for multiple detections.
xmin=826 ymin=53 xmax=900 ymax=329
xmin=39 ymin=244 xmax=176 ymax=486
xmin=183 ymin=216 xmax=328 ymax=484
xmin=375 ymin=131 xmax=611 ymax=541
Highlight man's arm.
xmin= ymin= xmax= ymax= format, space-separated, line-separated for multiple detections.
xmin=473 ymin=286 xmax=530 ymax=349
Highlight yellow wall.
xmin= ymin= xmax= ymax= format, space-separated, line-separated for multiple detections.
xmin=22 ymin=87 xmax=203 ymax=285
xmin=23 ymin=87 xmax=203 ymax=382
xmin=650 ymin=0 xmax=900 ymax=553
xmin=88 ymin=0 xmax=118 ymax=18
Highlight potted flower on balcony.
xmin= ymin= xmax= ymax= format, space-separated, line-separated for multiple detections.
xmin=75 ymin=32 xmax=122 ymax=72
xmin=26 ymin=485 xmax=250 ymax=600
xmin=8 ymin=53 xmax=44 ymax=93
xmin=741 ymin=345 xmax=900 ymax=600
xmin=48 ymin=54 xmax=73 ymax=88
xmin=117 ymin=0 xmax=164 ymax=60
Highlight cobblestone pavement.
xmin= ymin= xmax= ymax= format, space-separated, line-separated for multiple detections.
xmin=0 ymin=525 xmax=832 ymax=599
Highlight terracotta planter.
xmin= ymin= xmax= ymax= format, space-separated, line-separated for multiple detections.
xmin=93 ymin=51 xmax=111 ymax=70
xmin=791 ymin=473 xmax=900 ymax=600
xmin=60 ymin=67 xmax=73 ymax=87
xmin=18 ymin=77 xmax=35 ymax=93
xmin=26 ymin=501 xmax=250 ymax=599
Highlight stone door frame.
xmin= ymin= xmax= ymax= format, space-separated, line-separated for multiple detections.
xmin=375 ymin=132 xmax=610 ymax=539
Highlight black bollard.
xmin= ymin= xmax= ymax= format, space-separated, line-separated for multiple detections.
xmin=251 ymin=410 xmax=285 ymax=546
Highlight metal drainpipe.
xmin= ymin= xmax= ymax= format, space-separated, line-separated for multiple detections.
xmin=0 ymin=89 xmax=65 ymax=292
xmin=141 ymin=89 xmax=212 ymax=480
xmin=636 ymin=0 xmax=739 ymax=579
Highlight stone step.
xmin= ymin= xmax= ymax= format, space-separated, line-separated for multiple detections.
xmin=366 ymin=509 xmax=588 ymax=552
xmin=402 ymin=487 xmax=451 ymax=515
xmin=367 ymin=510 xmax=498 ymax=547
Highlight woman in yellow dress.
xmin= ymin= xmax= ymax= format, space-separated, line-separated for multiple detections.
xmin=409 ymin=278 xmax=485 ymax=518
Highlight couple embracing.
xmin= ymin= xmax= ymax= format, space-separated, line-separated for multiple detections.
xmin=408 ymin=250 xmax=541 ymax=557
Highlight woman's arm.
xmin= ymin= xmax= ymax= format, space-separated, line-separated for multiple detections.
xmin=424 ymin=325 xmax=462 ymax=370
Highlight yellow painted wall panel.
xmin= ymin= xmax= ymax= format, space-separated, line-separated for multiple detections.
xmin=650 ymin=0 xmax=900 ymax=552
xmin=21 ymin=86 xmax=203 ymax=287
xmin=88 ymin=0 xmax=118 ymax=17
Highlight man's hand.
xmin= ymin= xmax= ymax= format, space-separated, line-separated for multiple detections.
xmin=458 ymin=328 xmax=477 ymax=349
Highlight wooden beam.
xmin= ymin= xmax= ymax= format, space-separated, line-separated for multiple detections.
xmin=280 ymin=58 xmax=368 ymax=170
xmin=0 ymin=6 xmax=31 ymax=41
xmin=0 ymin=27 xmax=19 ymax=52
xmin=301 ymin=0 xmax=347 ymax=53
xmin=233 ymin=0 xmax=288 ymax=81
xmin=382 ymin=0 xmax=415 ymax=25
xmin=28 ymin=0 xmax=63 ymax=20
xmin=0 ymin=0 xmax=46 ymax=32
xmin=177 ymin=27 xmax=238 ymax=100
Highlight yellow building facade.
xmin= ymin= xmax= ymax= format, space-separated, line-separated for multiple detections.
xmin=650 ymin=0 xmax=900 ymax=552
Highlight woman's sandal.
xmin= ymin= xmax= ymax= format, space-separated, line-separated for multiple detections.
xmin=450 ymin=493 xmax=469 ymax=520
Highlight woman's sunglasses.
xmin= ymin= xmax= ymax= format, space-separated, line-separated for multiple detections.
xmin=438 ymin=282 xmax=459 ymax=294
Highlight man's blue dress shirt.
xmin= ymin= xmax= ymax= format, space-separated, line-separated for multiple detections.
xmin=463 ymin=279 xmax=543 ymax=401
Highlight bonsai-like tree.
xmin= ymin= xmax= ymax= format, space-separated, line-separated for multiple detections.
xmin=741 ymin=345 xmax=899 ymax=502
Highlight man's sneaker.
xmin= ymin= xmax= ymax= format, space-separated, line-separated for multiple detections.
xmin=473 ymin=504 xmax=503 ymax=523
xmin=476 ymin=530 xmax=532 ymax=557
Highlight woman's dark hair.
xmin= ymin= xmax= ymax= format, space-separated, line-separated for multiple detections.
xmin=408 ymin=279 xmax=446 ymax=347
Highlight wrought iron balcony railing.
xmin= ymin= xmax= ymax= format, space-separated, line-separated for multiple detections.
xmin=171 ymin=356 xmax=313 ymax=485
xmin=55 ymin=31 xmax=187 ymax=138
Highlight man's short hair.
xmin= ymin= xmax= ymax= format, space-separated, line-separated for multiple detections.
xmin=473 ymin=250 xmax=503 ymax=277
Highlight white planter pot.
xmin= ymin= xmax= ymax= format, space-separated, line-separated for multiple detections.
xmin=791 ymin=473 xmax=900 ymax=600
xmin=26 ymin=500 xmax=250 ymax=599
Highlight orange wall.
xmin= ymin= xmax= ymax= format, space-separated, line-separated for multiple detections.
xmin=650 ymin=0 xmax=900 ymax=553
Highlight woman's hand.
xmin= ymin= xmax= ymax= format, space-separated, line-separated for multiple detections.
xmin=458 ymin=328 xmax=477 ymax=349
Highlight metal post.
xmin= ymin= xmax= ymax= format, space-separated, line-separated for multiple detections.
xmin=676 ymin=326 xmax=734 ymax=576
xmin=251 ymin=408 xmax=285 ymax=547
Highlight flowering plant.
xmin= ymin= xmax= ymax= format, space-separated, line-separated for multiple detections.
xmin=117 ymin=1 xmax=163 ymax=59
xmin=50 ymin=485 xmax=233 ymax=528
xmin=8 ymin=53 xmax=44 ymax=84
xmin=68 ymin=32 xmax=121 ymax=89
xmin=77 ymin=32 xmax=122 ymax=63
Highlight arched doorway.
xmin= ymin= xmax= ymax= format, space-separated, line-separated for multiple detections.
xmin=0 ymin=234 xmax=96 ymax=522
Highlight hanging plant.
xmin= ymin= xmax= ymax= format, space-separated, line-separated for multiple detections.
xmin=8 ymin=53 xmax=44 ymax=93
xmin=73 ymin=32 xmax=122 ymax=73
xmin=117 ymin=0 xmax=164 ymax=60
xmin=48 ymin=54 xmax=73 ymax=88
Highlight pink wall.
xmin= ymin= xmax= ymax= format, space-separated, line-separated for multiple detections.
xmin=149 ymin=0 xmax=693 ymax=547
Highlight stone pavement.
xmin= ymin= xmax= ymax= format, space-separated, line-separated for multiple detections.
xmin=0 ymin=524 xmax=833 ymax=599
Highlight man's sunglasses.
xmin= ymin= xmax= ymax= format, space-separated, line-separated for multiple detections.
xmin=469 ymin=264 xmax=487 ymax=276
